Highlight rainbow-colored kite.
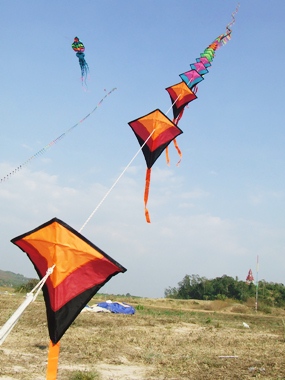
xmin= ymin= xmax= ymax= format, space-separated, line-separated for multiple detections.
xmin=128 ymin=5 xmax=239 ymax=223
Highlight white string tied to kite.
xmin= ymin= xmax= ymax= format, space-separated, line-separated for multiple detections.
xmin=79 ymin=130 xmax=156 ymax=232
xmin=79 ymin=97 xmax=185 ymax=233
xmin=0 ymin=264 xmax=55 ymax=346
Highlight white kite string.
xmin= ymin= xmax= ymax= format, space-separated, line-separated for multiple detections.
xmin=0 ymin=88 xmax=117 ymax=183
xmin=0 ymin=265 xmax=55 ymax=346
xmin=80 ymin=7 xmax=239 ymax=232
xmin=79 ymin=98 xmax=183 ymax=232
xmin=79 ymin=130 xmax=155 ymax=232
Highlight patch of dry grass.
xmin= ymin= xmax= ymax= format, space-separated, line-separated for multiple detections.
xmin=1 ymin=291 xmax=285 ymax=379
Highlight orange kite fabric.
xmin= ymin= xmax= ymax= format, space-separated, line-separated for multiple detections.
xmin=165 ymin=81 xmax=197 ymax=120
xmin=128 ymin=109 xmax=183 ymax=170
xmin=128 ymin=109 xmax=183 ymax=222
xmin=11 ymin=218 xmax=126 ymax=344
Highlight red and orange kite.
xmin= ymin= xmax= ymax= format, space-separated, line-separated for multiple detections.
xmin=11 ymin=217 xmax=126 ymax=379
xmin=128 ymin=109 xmax=183 ymax=222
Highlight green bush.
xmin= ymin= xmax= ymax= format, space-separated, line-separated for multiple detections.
xmin=15 ymin=279 xmax=39 ymax=293
xmin=257 ymin=303 xmax=272 ymax=314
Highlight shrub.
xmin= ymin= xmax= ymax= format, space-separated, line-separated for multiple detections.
xmin=15 ymin=279 xmax=39 ymax=293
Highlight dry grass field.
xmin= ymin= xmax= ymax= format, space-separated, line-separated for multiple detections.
xmin=1 ymin=289 xmax=285 ymax=379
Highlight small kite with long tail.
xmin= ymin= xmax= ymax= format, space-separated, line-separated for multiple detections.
xmin=72 ymin=37 xmax=89 ymax=85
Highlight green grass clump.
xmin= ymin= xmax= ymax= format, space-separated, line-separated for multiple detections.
xmin=70 ymin=370 xmax=101 ymax=380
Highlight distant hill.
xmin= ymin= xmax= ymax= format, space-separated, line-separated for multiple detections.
xmin=0 ymin=269 xmax=34 ymax=287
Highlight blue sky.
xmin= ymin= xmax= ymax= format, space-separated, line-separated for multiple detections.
xmin=0 ymin=1 xmax=284 ymax=298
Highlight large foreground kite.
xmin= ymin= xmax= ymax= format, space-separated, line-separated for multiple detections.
xmin=10 ymin=218 xmax=126 ymax=379
xmin=128 ymin=4 xmax=239 ymax=222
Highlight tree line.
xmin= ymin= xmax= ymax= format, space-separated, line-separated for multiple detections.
xmin=164 ymin=274 xmax=285 ymax=307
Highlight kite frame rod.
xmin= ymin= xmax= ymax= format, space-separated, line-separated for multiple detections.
xmin=0 ymin=265 xmax=55 ymax=346
xmin=79 ymin=130 xmax=156 ymax=232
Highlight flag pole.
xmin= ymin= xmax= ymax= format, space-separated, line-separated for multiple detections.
xmin=255 ymin=255 xmax=259 ymax=312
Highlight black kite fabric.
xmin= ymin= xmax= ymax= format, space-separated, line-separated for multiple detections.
xmin=11 ymin=218 xmax=126 ymax=344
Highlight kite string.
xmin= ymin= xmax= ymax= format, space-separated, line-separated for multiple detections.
xmin=83 ymin=6 xmax=239 ymax=227
xmin=0 ymin=265 xmax=55 ymax=346
xmin=165 ymin=94 xmax=181 ymax=116
xmin=79 ymin=130 xmax=155 ymax=232
xmin=0 ymin=88 xmax=117 ymax=183
xmin=80 ymin=89 xmax=184 ymax=231
xmin=32 ymin=264 xmax=56 ymax=299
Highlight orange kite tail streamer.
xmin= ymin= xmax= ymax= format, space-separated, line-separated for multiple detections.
xmin=46 ymin=341 xmax=60 ymax=380
xmin=144 ymin=168 xmax=151 ymax=223
xmin=173 ymin=138 xmax=182 ymax=166
xmin=165 ymin=146 xmax=170 ymax=166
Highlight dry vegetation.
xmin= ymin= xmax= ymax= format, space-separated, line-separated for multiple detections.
xmin=1 ymin=289 xmax=285 ymax=379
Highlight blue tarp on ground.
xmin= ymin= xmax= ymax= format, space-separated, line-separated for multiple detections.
xmin=97 ymin=301 xmax=135 ymax=314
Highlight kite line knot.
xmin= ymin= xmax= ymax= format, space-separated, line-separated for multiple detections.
xmin=29 ymin=264 xmax=56 ymax=301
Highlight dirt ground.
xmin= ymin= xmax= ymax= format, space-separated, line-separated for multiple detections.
xmin=1 ymin=292 xmax=285 ymax=379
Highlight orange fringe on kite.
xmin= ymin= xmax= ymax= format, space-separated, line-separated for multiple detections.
xmin=165 ymin=146 xmax=170 ymax=166
xmin=173 ymin=138 xmax=182 ymax=166
xmin=144 ymin=168 xmax=151 ymax=223
xmin=165 ymin=113 xmax=183 ymax=166
xmin=46 ymin=341 xmax=60 ymax=380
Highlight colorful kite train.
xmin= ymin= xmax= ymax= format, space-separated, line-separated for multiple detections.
xmin=128 ymin=5 xmax=239 ymax=223
xmin=11 ymin=218 xmax=126 ymax=379
xmin=72 ymin=36 xmax=89 ymax=85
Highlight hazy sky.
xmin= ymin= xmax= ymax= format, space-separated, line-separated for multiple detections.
xmin=0 ymin=1 xmax=284 ymax=298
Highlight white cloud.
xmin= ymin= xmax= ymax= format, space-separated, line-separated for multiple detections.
xmin=1 ymin=160 xmax=285 ymax=298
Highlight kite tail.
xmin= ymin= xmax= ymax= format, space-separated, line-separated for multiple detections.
xmin=165 ymin=138 xmax=182 ymax=167
xmin=76 ymin=52 xmax=89 ymax=85
xmin=173 ymin=138 xmax=182 ymax=166
xmin=46 ymin=341 xmax=60 ymax=380
xmin=165 ymin=112 xmax=184 ymax=166
xmin=226 ymin=3 xmax=240 ymax=36
xmin=207 ymin=4 xmax=239 ymax=51
xmin=172 ymin=112 xmax=183 ymax=166
xmin=219 ymin=3 xmax=240 ymax=46
xmin=165 ymin=146 xmax=170 ymax=166
xmin=144 ymin=168 xmax=151 ymax=223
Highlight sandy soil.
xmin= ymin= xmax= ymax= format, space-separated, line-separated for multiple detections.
xmin=1 ymin=293 xmax=285 ymax=379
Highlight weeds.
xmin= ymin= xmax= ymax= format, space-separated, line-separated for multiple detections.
xmin=70 ymin=371 xmax=101 ymax=380
xmin=282 ymin=318 xmax=285 ymax=342
xmin=1 ymin=291 xmax=285 ymax=379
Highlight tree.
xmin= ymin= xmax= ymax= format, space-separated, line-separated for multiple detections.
xmin=164 ymin=274 xmax=285 ymax=307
